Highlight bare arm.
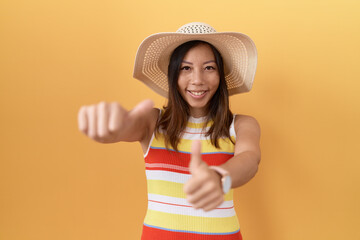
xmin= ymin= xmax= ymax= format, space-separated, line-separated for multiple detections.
xmin=183 ymin=115 xmax=260 ymax=211
xmin=220 ymin=115 xmax=261 ymax=188
xmin=77 ymin=100 xmax=159 ymax=149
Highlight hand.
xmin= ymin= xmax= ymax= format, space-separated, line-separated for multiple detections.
xmin=183 ymin=140 xmax=224 ymax=211
xmin=77 ymin=99 xmax=154 ymax=143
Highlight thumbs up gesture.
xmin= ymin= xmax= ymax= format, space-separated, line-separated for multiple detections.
xmin=183 ymin=140 xmax=224 ymax=211
xmin=78 ymin=99 xmax=154 ymax=143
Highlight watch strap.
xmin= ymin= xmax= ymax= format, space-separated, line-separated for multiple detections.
xmin=209 ymin=166 xmax=231 ymax=194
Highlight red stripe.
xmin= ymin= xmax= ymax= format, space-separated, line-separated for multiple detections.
xmin=148 ymin=200 xmax=234 ymax=210
xmin=145 ymin=148 xmax=233 ymax=167
xmin=141 ymin=224 xmax=242 ymax=240
xmin=145 ymin=167 xmax=189 ymax=174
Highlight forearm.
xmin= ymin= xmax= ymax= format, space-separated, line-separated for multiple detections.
xmin=220 ymin=151 xmax=260 ymax=188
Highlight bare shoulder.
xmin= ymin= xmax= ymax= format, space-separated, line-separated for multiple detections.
xmin=234 ymin=114 xmax=261 ymax=136
xmin=140 ymin=108 xmax=160 ymax=153
xmin=146 ymin=108 xmax=161 ymax=136
xmin=233 ymin=114 xmax=261 ymax=157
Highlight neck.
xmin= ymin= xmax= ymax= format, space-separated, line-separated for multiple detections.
xmin=189 ymin=108 xmax=208 ymax=118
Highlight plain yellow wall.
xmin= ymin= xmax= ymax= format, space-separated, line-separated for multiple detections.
xmin=1 ymin=0 xmax=359 ymax=239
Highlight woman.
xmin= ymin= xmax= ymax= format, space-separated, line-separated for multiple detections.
xmin=78 ymin=22 xmax=260 ymax=240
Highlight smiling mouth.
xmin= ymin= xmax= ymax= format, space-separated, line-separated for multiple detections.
xmin=188 ymin=90 xmax=207 ymax=96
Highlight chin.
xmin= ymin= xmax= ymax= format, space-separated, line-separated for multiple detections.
xmin=188 ymin=103 xmax=208 ymax=111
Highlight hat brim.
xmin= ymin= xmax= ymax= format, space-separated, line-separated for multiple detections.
xmin=133 ymin=32 xmax=257 ymax=98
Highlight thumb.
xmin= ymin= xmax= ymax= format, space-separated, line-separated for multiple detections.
xmin=128 ymin=99 xmax=154 ymax=119
xmin=189 ymin=140 xmax=203 ymax=174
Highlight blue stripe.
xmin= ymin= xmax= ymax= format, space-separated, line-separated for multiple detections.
xmin=144 ymin=223 xmax=240 ymax=235
xmin=150 ymin=146 xmax=234 ymax=155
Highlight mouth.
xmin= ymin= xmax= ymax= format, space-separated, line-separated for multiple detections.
xmin=187 ymin=90 xmax=207 ymax=97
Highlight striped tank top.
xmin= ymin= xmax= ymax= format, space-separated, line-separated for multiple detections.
xmin=141 ymin=114 xmax=242 ymax=240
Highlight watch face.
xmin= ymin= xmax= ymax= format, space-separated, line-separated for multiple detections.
xmin=223 ymin=175 xmax=232 ymax=194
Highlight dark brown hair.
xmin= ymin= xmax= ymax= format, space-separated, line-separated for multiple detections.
xmin=156 ymin=40 xmax=233 ymax=151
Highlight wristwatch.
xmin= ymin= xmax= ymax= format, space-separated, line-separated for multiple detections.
xmin=209 ymin=166 xmax=232 ymax=194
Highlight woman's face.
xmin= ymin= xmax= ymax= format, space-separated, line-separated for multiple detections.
xmin=177 ymin=43 xmax=220 ymax=117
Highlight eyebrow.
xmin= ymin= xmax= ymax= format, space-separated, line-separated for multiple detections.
xmin=182 ymin=60 xmax=216 ymax=65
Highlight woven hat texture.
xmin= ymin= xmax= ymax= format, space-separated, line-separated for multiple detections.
xmin=133 ymin=22 xmax=258 ymax=97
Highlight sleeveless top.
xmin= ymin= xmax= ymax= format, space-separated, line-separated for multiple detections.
xmin=141 ymin=113 xmax=242 ymax=240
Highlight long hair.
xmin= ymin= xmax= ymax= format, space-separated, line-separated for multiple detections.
xmin=156 ymin=40 xmax=233 ymax=151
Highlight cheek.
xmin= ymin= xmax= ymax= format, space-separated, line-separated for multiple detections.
xmin=212 ymin=77 xmax=220 ymax=90
xmin=177 ymin=76 xmax=187 ymax=90
xmin=176 ymin=79 xmax=186 ymax=99
xmin=206 ymin=72 xmax=220 ymax=89
xmin=215 ymin=77 xmax=220 ymax=87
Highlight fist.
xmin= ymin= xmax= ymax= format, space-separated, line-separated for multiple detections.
xmin=183 ymin=140 xmax=224 ymax=211
xmin=77 ymin=99 xmax=153 ymax=143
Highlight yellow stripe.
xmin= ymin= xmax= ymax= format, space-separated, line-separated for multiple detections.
xmin=186 ymin=120 xmax=213 ymax=129
xmin=152 ymin=134 xmax=235 ymax=153
xmin=225 ymin=190 xmax=233 ymax=201
xmin=144 ymin=209 xmax=240 ymax=233
xmin=147 ymin=180 xmax=234 ymax=201
xmin=148 ymin=180 xmax=186 ymax=199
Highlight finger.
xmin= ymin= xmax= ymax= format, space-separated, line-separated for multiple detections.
xmin=97 ymin=102 xmax=109 ymax=138
xmin=190 ymin=192 xmax=221 ymax=209
xmin=108 ymin=102 xmax=124 ymax=132
xmin=186 ymin=180 xmax=220 ymax=204
xmin=87 ymin=105 xmax=97 ymax=139
xmin=78 ymin=106 xmax=88 ymax=133
xmin=202 ymin=196 xmax=224 ymax=212
xmin=189 ymin=140 xmax=203 ymax=174
xmin=128 ymin=99 xmax=154 ymax=119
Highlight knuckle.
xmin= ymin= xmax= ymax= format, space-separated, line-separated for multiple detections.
xmin=110 ymin=102 xmax=121 ymax=111
xmin=78 ymin=106 xmax=86 ymax=114
xmin=110 ymin=119 xmax=123 ymax=132
xmin=110 ymin=103 xmax=124 ymax=117
xmin=88 ymin=105 xmax=96 ymax=114
xmin=80 ymin=106 xmax=88 ymax=114
xmin=110 ymin=101 xmax=119 ymax=106
xmin=97 ymin=101 xmax=107 ymax=109
xmin=204 ymin=182 xmax=216 ymax=192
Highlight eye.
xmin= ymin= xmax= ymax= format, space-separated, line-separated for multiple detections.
xmin=205 ymin=66 xmax=216 ymax=70
xmin=180 ymin=66 xmax=191 ymax=71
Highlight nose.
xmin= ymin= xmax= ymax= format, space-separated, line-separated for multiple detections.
xmin=190 ymin=69 xmax=204 ymax=85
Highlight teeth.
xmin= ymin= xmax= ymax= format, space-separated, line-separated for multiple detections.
xmin=190 ymin=91 xmax=205 ymax=96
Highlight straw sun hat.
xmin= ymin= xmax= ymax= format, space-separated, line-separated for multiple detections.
xmin=133 ymin=22 xmax=258 ymax=97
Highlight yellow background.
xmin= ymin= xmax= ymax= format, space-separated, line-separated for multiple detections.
xmin=1 ymin=0 xmax=359 ymax=239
